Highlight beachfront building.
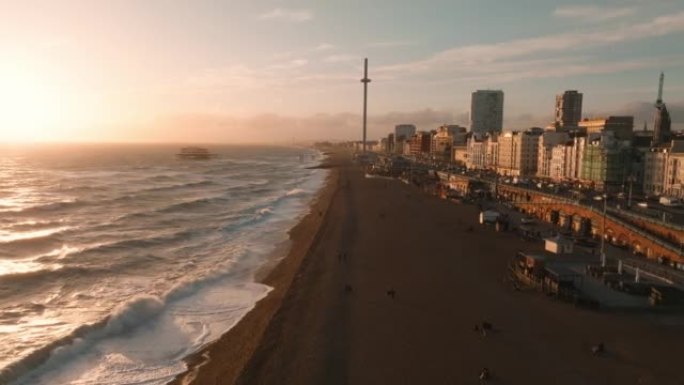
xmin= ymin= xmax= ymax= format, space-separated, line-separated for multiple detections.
xmin=386 ymin=133 xmax=395 ymax=154
xmin=496 ymin=130 xmax=541 ymax=176
xmin=549 ymin=143 xmax=574 ymax=181
xmin=408 ymin=132 xmax=432 ymax=157
xmin=643 ymin=140 xmax=684 ymax=197
xmin=395 ymin=124 xmax=417 ymax=140
xmin=470 ymin=90 xmax=504 ymax=135
xmin=580 ymin=132 xmax=630 ymax=192
xmin=431 ymin=125 xmax=454 ymax=161
xmin=466 ymin=135 xmax=487 ymax=170
xmin=665 ymin=151 xmax=684 ymax=198
xmin=453 ymin=144 xmax=468 ymax=167
xmin=578 ymin=116 xmax=634 ymax=141
xmin=538 ymin=131 xmax=571 ymax=178
xmin=555 ymin=90 xmax=583 ymax=129
xmin=566 ymin=133 xmax=588 ymax=181
xmin=485 ymin=134 xmax=498 ymax=170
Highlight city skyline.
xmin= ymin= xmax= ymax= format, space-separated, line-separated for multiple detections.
xmin=1 ymin=0 xmax=683 ymax=143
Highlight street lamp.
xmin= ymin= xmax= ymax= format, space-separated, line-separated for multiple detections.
xmin=600 ymin=193 xmax=607 ymax=267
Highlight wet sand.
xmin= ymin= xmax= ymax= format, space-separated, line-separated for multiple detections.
xmin=174 ymin=151 xmax=684 ymax=385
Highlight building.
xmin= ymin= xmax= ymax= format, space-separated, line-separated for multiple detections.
xmin=408 ymin=132 xmax=432 ymax=157
xmin=496 ymin=130 xmax=541 ymax=176
xmin=578 ymin=116 xmax=634 ymax=141
xmin=386 ymin=133 xmax=395 ymax=153
xmin=485 ymin=135 xmax=499 ymax=170
xmin=644 ymin=141 xmax=684 ymax=197
xmin=431 ymin=125 xmax=455 ymax=161
xmin=538 ymin=131 xmax=571 ymax=178
xmin=580 ymin=132 xmax=630 ymax=192
xmin=453 ymin=145 xmax=468 ymax=166
xmin=394 ymin=136 xmax=406 ymax=155
xmin=549 ymin=143 xmax=574 ymax=181
xmin=466 ymin=135 xmax=487 ymax=170
xmin=653 ymin=73 xmax=672 ymax=146
xmin=555 ymin=90 xmax=583 ymax=128
xmin=470 ymin=90 xmax=504 ymax=135
xmin=395 ymin=124 xmax=417 ymax=140
xmin=665 ymin=152 xmax=684 ymax=198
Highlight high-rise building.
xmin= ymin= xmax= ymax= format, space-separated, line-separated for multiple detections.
xmin=555 ymin=90 xmax=583 ymax=128
xmin=395 ymin=124 xmax=417 ymax=140
xmin=653 ymin=72 xmax=672 ymax=145
xmin=470 ymin=90 xmax=504 ymax=134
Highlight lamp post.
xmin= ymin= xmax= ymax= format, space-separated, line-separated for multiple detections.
xmin=600 ymin=193 xmax=607 ymax=267
xmin=627 ymin=174 xmax=635 ymax=208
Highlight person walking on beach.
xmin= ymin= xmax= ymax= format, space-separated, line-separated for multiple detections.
xmin=479 ymin=367 xmax=490 ymax=383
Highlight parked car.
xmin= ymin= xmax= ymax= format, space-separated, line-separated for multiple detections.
xmin=520 ymin=217 xmax=536 ymax=225
xmin=659 ymin=196 xmax=682 ymax=207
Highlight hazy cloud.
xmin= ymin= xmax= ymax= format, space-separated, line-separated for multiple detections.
xmin=553 ymin=5 xmax=636 ymax=22
xmin=323 ymin=54 xmax=359 ymax=63
xmin=376 ymin=12 xmax=684 ymax=83
xmin=314 ymin=43 xmax=335 ymax=51
xmin=367 ymin=40 xmax=417 ymax=48
xmin=258 ymin=8 xmax=313 ymax=22
xmin=612 ymin=101 xmax=684 ymax=126
xmin=154 ymin=100 xmax=682 ymax=144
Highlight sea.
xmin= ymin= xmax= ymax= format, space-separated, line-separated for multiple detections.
xmin=0 ymin=144 xmax=327 ymax=385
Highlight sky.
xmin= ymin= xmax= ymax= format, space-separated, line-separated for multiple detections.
xmin=0 ymin=0 xmax=683 ymax=143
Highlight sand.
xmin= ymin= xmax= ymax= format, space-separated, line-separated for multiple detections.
xmin=172 ymin=151 xmax=684 ymax=385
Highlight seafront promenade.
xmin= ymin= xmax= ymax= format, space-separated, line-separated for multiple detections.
xmin=176 ymin=150 xmax=684 ymax=385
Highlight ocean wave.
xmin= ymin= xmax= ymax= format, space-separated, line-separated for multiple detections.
xmin=285 ymin=188 xmax=305 ymax=197
xmin=0 ymin=227 xmax=72 ymax=244
xmin=6 ymin=200 xmax=83 ymax=216
xmin=0 ymin=264 xmax=69 ymax=283
xmin=157 ymin=196 xmax=229 ymax=214
xmin=138 ymin=180 xmax=215 ymax=194
xmin=256 ymin=207 xmax=273 ymax=217
xmin=1 ymin=260 xmax=260 ymax=385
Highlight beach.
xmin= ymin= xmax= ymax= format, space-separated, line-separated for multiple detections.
xmin=173 ymin=150 xmax=684 ymax=385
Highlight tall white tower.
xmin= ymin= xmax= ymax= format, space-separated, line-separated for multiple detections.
xmin=361 ymin=58 xmax=371 ymax=153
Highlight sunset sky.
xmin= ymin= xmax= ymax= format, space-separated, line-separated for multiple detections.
xmin=1 ymin=0 xmax=683 ymax=143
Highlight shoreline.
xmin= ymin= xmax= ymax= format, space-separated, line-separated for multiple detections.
xmin=169 ymin=152 xmax=341 ymax=385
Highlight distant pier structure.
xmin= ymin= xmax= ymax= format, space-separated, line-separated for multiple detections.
xmin=360 ymin=58 xmax=371 ymax=153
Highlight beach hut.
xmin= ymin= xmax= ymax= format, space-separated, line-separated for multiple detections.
xmin=543 ymin=265 xmax=582 ymax=297
xmin=544 ymin=236 xmax=574 ymax=255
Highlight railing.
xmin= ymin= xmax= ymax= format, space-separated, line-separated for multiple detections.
xmin=606 ymin=207 xmax=684 ymax=232
xmin=488 ymin=183 xmax=683 ymax=255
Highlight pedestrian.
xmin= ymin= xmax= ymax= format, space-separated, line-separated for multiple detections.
xmin=479 ymin=368 xmax=490 ymax=383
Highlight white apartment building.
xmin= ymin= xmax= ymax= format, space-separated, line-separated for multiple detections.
xmin=538 ymin=131 xmax=570 ymax=178
xmin=496 ymin=131 xmax=541 ymax=176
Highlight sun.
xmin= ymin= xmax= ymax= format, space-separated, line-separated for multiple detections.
xmin=0 ymin=64 xmax=63 ymax=142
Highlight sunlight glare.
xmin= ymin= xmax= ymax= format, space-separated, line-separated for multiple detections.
xmin=0 ymin=64 xmax=63 ymax=142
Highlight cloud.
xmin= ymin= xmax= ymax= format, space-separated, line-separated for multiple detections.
xmin=155 ymin=109 xmax=470 ymax=143
xmin=376 ymin=12 xmax=684 ymax=83
xmin=612 ymin=100 xmax=684 ymax=126
xmin=553 ymin=5 xmax=636 ymax=22
xmin=367 ymin=40 xmax=417 ymax=48
xmin=314 ymin=43 xmax=335 ymax=51
xmin=323 ymin=54 xmax=359 ymax=63
xmin=268 ymin=59 xmax=308 ymax=70
xmin=258 ymin=8 xmax=313 ymax=22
